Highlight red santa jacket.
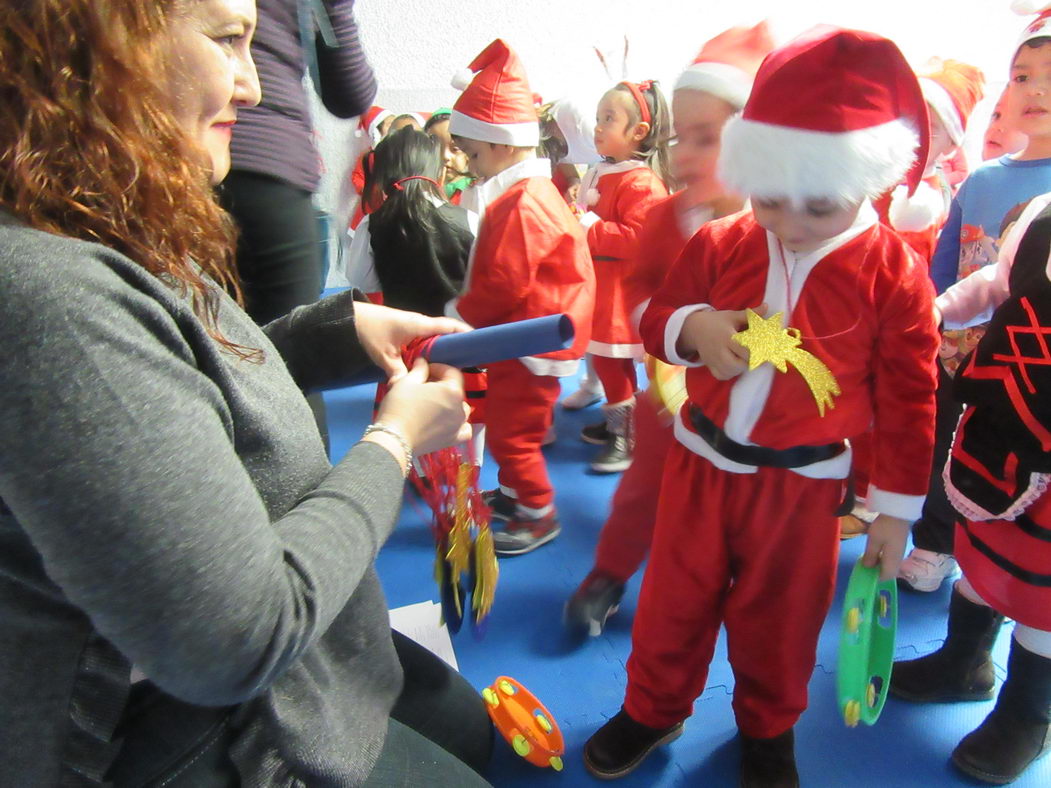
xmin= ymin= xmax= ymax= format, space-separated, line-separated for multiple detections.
xmin=640 ymin=207 xmax=939 ymax=519
xmin=622 ymin=191 xmax=699 ymax=317
xmin=578 ymin=163 xmax=668 ymax=355
xmin=454 ymin=160 xmax=595 ymax=376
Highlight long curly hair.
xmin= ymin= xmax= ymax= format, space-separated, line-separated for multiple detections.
xmin=0 ymin=1 xmax=255 ymax=358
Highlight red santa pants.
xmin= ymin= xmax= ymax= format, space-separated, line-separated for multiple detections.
xmin=593 ymin=393 xmax=674 ymax=580
xmin=624 ymin=443 xmax=843 ymax=738
xmin=485 ymin=359 xmax=562 ymax=510
xmin=591 ymin=354 xmax=638 ymax=405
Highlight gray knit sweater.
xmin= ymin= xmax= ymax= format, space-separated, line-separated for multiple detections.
xmin=0 ymin=213 xmax=406 ymax=786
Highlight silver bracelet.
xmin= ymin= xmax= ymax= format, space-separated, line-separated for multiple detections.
xmin=362 ymin=422 xmax=413 ymax=472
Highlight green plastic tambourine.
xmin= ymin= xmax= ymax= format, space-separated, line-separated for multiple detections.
xmin=836 ymin=559 xmax=897 ymax=727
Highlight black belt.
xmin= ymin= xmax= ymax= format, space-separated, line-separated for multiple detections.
xmin=688 ymin=405 xmax=845 ymax=469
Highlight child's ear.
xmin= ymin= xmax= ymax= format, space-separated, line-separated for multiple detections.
xmin=633 ymin=121 xmax=651 ymax=142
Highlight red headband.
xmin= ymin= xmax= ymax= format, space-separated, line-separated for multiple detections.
xmin=620 ymin=80 xmax=654 ymax=126
xmin=392 ymin=175 xmax=442 ymax=191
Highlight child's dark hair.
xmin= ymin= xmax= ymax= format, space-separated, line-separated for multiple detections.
xmin=424 ymin=110 xmax=451 ymax=133
xmin=390 ymin=113 xmax=423 ymax=129
xmin=537 ymin=102 xmax=569 ymax=164
xmin=365 ymin=127 xmax=474 ymax=316
xmin=612 ymin=81 xmax=674 ymax=189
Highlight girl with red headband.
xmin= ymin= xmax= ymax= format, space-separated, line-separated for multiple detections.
xmin=575 ymin=80 xmax=672 ymax=473
xmin=345 ymin=126 xmax=476 ymax=314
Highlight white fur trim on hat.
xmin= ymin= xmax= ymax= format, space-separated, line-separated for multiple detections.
xmin=718 ymin=116 xmax=919 ymax=205
xmin=674 ymin=62 xmax=752 ymax=109
xmin=920 ymin=78 xmax=965 ymax=146
xmin=449 ymin=109 xmax=539 ymax=147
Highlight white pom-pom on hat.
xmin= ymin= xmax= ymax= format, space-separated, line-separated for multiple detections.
xmin=1012 ymin=1 xmax=1051 ymax=15
xmin=451 ymin=68 xmax=475 ymax=91
xmin=888 ymin=182 xmax=945 ymax=232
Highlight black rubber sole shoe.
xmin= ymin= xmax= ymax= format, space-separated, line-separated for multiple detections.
xmin=584 ymin=711 xmax=684 ymax=780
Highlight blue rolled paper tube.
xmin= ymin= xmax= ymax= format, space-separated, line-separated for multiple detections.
xmin=428 ymin=314 xmax=574 ymax=369
xmin=340 ymin=314 xmax=575 ymax=386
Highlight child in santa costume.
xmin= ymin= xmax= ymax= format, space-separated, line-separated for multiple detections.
xmin=875 ymin=58 xmax=985 ymax=266
xmin=446 ymin=39 xmax=595 ymax=556
xmin=575 ymin=81 xmax=671 ymax=473
xmin=583 ymin=27 xmax=940 ymax=785
xmin=564 ymin=21 xmax=774 ymax=637
xmin=840 ymin=56 xmax=984 ymax=541
xmin=899 ymin=2 xmax=1051 ymax=593
xmin=348 ymin=106 xmax=393 ymax=232
xmin=890 ymin=188 xmax=1051 ymax=784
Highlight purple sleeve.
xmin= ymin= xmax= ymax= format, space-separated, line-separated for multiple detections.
xmin=315 ymin=0 xmax=377 ymax=119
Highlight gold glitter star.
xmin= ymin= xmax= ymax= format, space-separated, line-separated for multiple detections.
xmin=732 ymin=308 xmax=842 ymax=417
xmin=733 ymin=309 xmax=795 ymax=372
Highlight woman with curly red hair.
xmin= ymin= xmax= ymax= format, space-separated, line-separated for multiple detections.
xmin=0 ymin=1 xmax=492 ymax=785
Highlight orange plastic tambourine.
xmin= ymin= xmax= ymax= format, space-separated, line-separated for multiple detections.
xmin=481 ymin=676 xmax=565 ymax=770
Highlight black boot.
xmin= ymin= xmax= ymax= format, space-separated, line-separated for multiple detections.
xmin=890 ymin=585 xmax=1004 ymax=702
xmin=952 ymin=638 xmax=1051 ymax=784
xmin=590 ymin=400 xmax=634 ymax=473
xmin=739 ymin=728 xmax=799 ymax=788
xmin=584 ymin=708 xmax=684 ymax=779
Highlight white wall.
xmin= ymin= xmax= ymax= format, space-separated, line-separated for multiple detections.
xmin=313 ymin=0 xmax=1028 ymax=286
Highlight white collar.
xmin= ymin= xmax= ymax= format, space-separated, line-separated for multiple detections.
xmin=475 ymin=156 xmax=552 ymax=207
xmin=593 ymin=159 xmax=647 ymax=177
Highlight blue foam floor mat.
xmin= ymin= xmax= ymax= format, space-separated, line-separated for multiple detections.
xmin=324 ymin=372 xmax=1051 ymax=788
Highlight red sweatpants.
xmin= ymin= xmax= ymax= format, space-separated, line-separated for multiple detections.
xmin=591 ymin=354 xmax=637 ymax=404
xmin=485 ymin=359 xmax=562 ymax=509
xmin=625 ymin=442 xmax=843 ymax=738
xmin=593 ymin=393 xmax=674 ymax=580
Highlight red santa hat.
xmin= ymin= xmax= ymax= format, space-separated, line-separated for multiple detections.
xmin=719 ymin=26 xmax=929 ymax=206
xmin=673 ymin=21 xmax=776 ymax=109
xmin=918 ymin=59 xmax=985 ymax=146
xmin=1013 ymin=2 xmax=1051 ymax=48
xmin=358 ymin=106 xmax=393 ymax=146
xmin=449 ymin=39 xmax=540 ymax=147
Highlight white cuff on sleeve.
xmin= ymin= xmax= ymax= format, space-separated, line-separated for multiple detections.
xmin=867 ymin=486 xmax=925 ymax=521
xmin=579 ymin=211 xmax=601 ymax=229
xmin=664 ymin=304 xmax=713 ymax=366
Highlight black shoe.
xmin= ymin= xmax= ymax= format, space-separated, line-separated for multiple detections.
xmin=951 ymin=639 xmax=1051 ymax=784
xmin=565 ymin=571 xmax=626 ymax=636
xmin=890 ymin=586 xmax=1003 ymax=703
xmin=480 ymin=488 xmax=516 ymax=521
xmin=739 ymin=729 xmax=799 ymax=788
xmin=580 ymin=421 xmax=610 ymax=445
xmin=590 ymin=434 xmax=633 ymax=473
xmin=584 ymin=709 xmax=684 ymax=780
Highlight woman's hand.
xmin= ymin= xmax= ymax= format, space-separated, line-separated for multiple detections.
xmin=678 ymin=304 xmax=767 ymax=380
xmin=375 ymin=358 xmax=471 ymax=456
xmin=354 ymin=301 xmax=470 ymax=382
xmin=861 ymin=514 xmax=911 ymax=581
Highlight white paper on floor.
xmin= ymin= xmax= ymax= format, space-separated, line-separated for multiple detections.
xmin=388 ymin=600 xmax=459 ymax=671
